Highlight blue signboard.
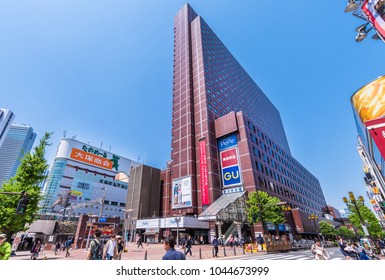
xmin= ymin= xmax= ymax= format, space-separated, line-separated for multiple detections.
xmin=222 ymin=165 xmax=241 ymax=187
xmin=218 ymin=134 xmax=237 ymax=151
xmin=98 ymin=217 xmax=107 ymax=223
xmin=266 ymin=222 xmax=275 ymax=231
xmin=278 ymin=224 xmax=285 ymax=232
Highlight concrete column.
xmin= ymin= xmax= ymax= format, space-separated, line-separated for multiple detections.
xmin=234 ymin=221 xmax=242 ymax=238
xmin=216 ymin=221 xmax=223 ymax=238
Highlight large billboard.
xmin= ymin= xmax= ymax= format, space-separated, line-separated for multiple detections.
xmin=172 ymin=176 xmax=192 ymax=209
xmin=56 ymin=138 xmax=137 ymax=173
xmin=351 ymin=75 xmax=385 ymax=123
xmin=362 ymin=0 xmax=385 ymax=39
xmin=366 ymin=117 xmax=385 ymax=159
xmin=218 ymin=134 xmax=242 ymax=189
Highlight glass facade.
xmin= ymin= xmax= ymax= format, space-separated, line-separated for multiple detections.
xmin=0 ymin=124 xmax=36 ymax=185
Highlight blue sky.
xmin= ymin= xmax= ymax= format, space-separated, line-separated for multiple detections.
xmin=0 ymin=0 xmax=383 ymax=211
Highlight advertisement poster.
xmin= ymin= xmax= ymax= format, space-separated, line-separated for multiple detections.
xmin=362 ymin=0 xmax=385 ymax=39
xmin=172 ymin=176 xmax=192 ymax=209
xmin=366 ymin=117 xmax=385 ymax=159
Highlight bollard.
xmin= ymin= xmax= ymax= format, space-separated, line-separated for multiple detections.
xmin=199 ymin=247 xmax=202 ymax=259
xmin=233 ymin=246 xmax=236 ymax=256
xmin=223 ymin=246 xmax=227 ymax=257
xmin=212 ymin=247 xmax=214 ymax=258
xmin=242 ymin=246 xmax=245 ymax=255
xmin=144 ymin=250 xmax=147 ymax=260
xmin=251 ymin=244 xmax=253 ymax=254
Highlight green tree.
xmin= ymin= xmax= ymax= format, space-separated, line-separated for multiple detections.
xmin=0 ymin=132 xmax=51 ymax=240
xmin=246 ymin=190 xmax=285 ymax=235
xmin=347 ymin=200 xmax=384 ymax=238
xmin=318 ymin=220 xmax=336 ymax=240
xmin=336 ymin=226 xmax=355 ymax=240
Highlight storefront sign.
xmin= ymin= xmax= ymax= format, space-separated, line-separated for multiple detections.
xmin=199 ymin=139 xmax=210 ymax=205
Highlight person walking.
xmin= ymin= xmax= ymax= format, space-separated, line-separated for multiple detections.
xmin=54 ymin=242 xmax=61 ymax=255
xmin=104 ymin=234 xmax=118 ymax=260
xmin=336 ymin=236 xmax=350 ymax=260
xmin=185 ymin=235 xmax=192 ymax=257
xmin=117 ymin=236 xmax=124 ymax=260
xmin=87 ymin=229 xmax=104 ymax=260
xmin=137 ymin=234 xmax=144 ymax=248
xmin=162 ymin=236 xmax=185 ymax=260
xmin=0 ymin=234 xmax=12 ymax=260
xmin=212 ymin=236 xmax=219 ymax=258
xmin=311 ymin=238 xmax=329 ymax=260
xmin=65 ymin=238 xmax=72 ymax=257
xmin=30 ymin=239 xmax=42 ymax=260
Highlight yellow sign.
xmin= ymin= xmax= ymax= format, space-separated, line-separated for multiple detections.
xmin=352 ymin=75 xmax=385 ymax=123
xmin=70 ymin=190 xmax=82 ymax=196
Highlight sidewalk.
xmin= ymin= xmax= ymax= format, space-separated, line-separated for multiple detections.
xmin=10 ymin=243 xmax=262 ymax=260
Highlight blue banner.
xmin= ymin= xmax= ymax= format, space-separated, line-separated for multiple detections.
xmin=222 ymin=165 xmax=241 ymax=187
xmin=218 ymin=134 xmax=237 ymax=151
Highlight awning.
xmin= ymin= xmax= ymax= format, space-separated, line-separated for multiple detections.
xmin=198 ymin=191 xmax=247 ymax=222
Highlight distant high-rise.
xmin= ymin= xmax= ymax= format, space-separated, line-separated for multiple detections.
xmin=0 ymin=124 xmax=36 ymax=185
xmin=0 ymin=109 xmax=15 ymax=149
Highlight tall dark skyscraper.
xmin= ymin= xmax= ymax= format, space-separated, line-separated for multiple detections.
xmin=158 ymin=3 xmax=327 ymax=241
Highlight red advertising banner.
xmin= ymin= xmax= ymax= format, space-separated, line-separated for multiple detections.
xmin=366 ymin=117 xmax=385 ymax=159
xmin=220 ymin=148 xmax=239 ymax=168
xmin=199 ymin=139 xmax=210 ymax=205
xmin=362 ymin=0 xmax=385 ymax=39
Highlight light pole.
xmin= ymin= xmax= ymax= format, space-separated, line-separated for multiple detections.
xmin=308 ymin=213 xmax=320 ymax=240
xmin=174 ymin=216 xmax=181 ymax=248
xmin=85 ymin=214 xmax=98 ymax=251
xmin=343 ymin=192 xmax=372 ymax=244
xmin=123 ymin=209 xmax=133 ymax=244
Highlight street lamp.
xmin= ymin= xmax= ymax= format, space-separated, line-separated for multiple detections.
xmin=343 ymin=192 xmax=372 ymax=243
xmin=123 ymin=209 xmax=133 ymax=244
xmin=173 ymin=216 xmax=182 ymax=248
xmin=85 ymin=214 xmax=98 ymax=251
xmin=308 ymin=213 xmax=320 ymax=239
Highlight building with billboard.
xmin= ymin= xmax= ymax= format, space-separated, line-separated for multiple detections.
xmin=40 ymin=138 xmax=140 ymax=219
xmin=0 ymin=123 xmax=36 ymax=186
xmin=151 ymin=4 xmax=327 ymax=243
xmin=351 ymin=75 xmax=385 ymax=226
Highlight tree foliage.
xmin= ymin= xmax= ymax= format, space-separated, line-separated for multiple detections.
xmin=336 ymin=226 xmax=355 ymax=240
xmin=0 ymin=132 xmax=51 ymax=240
xmin=246 ymin=190 xmax=285 ymax=234
xmin=318 ymin=220 xmax=336 ymax=239
xmin=347 ymin=200 xmax=384 ymax=238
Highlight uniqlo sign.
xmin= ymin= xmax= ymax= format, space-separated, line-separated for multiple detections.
xmin=220 ymin=148 xmax=238 ymax=168
xmin=366 ymin=118 xmax=385 ymax=159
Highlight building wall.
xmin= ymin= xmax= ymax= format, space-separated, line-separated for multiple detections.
xmin=0 ymin=108 xmax=15 ymax=149
xmin=166 ymin=4 xmax=326 ymax=223
xmin=126 ymin=165 xmax=161 ymax=220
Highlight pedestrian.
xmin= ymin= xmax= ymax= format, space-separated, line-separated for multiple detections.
xmin=344 ymin=242 xmax=360 ymax=260
xmin=311 ymin=238 xmax=329 ymax=260
xmin=137 ymin=234 xmax=144 ymax=248
xmin=65 ymin=238 xmax=72 ymax=257
xmin=30 ymin=239 xmax=42 ymax=260
xmin=185 ymin=235 xmax=192 ymax=256
xmin=104 ymin=234 xmax=118 ymax=260
xmin=377 ymin=239 xmax=385 ymax=256
xmin=212 ymin=236 xmax=219 ymax=257
xmin=87 ymin=229 xmax=104 ymax=260
xmin=117 ymin=236 xmax=124 ymax=260
xmin=0 ymin=234 xmax=12 ymax=260
xmin=362 ymin=242 xmax=380 ymax=260
xmin=199 ymin=235 xmax=204 ymax=245
xmin=336 ymin=236 xmax=350 ymax=260
xmin=54 ymin=242 xmax=61 ymax=255
xmin=229 ymin=235 xmax=234 ymax=248
xmin=162 ymin=236 xmax=185 ymax=260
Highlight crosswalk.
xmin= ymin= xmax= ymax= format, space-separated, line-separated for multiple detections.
xmin=226 ymin=249 xmax=344 ymax=260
